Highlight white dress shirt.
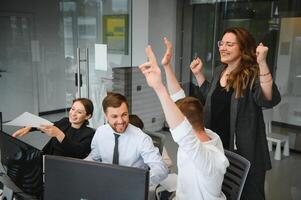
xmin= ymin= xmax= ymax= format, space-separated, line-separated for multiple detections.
xmin=88 ymin=123 xmax=168 ymax=186
xmin=171 ymin=118 xmax=229 ymax=200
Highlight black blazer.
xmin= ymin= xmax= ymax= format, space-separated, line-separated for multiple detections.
xmin=195 ymin=65 xmax=281 ymax=173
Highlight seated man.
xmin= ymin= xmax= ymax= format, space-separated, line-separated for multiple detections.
xmin=86 ymin=92 xmax=168 ymax=186
xmin=139 ymin=44 xmax=229 ymax=200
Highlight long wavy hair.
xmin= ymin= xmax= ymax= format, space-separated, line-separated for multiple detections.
xmin=222 ymin=27 xmax=259 ymax=98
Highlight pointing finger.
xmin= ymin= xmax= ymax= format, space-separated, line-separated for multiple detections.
xmin=145 ymin=46 xmax=158 ymax=65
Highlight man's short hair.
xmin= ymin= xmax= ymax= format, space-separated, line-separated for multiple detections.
xmin=102 ymin=92 xmax=129 ymax=113
xmin=175 ymin=96 xmax=204 ymax=131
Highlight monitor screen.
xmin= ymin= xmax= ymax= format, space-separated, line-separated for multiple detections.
xmin=0 ymin=130 xmax=43 ymax=198
xmin=44 ymin=155 xmax=149 ymax=200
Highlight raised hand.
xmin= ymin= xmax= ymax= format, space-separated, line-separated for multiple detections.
xmin=161 ymin=37 xmax=182 ymax=95
xmin=190 ymin=57 xmax=203 ymax=76
xmin=256 ymin=43 xmax=268 ymax=65
xmin=12 ymin=126 xmax=32 ymax=137
xmin=139 ymin=46 xmax=163 ymax=90
xmin=161 ymin=37 xmax=172 ymax=66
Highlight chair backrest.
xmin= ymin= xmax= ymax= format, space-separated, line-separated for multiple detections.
xmin=263 ymin=109 xmax=273 ymax=134
xmin=222 ymin=150 xmax=251 ymax=200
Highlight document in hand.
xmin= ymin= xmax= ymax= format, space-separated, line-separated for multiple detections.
xmin=4 ymin=112 xmax=53 ymax=127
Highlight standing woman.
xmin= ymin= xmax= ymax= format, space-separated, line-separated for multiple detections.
xmin=190 ymin=27 xmax=281 ymax=199
xmin=13 ymin=98 xmax=95 ymax=159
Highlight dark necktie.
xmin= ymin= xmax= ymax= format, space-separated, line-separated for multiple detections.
xmin=112 ymin=133 xmax=120 ymax=164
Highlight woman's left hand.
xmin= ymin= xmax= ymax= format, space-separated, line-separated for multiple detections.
xmin=39 ymin=125 xmax=65 ymax=142
xmin=256 ymin=43 xmax=269 ymax=65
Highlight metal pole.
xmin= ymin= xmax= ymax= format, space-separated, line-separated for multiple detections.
xmin=85 ymin=48 xmax=89 ymax=98
xmin=76 ymin=48 xmax=81 ymax=97
xmin=0 ymin=112 xmax=2 ymax=131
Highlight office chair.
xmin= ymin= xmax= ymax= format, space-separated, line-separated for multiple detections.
xmin=263 ymin=109 xmax=290 ymax=160
xmin=222 ymin=150 xmax=250 ymax=200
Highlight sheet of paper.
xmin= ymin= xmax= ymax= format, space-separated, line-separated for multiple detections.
xmin=4 ymin=112 xmax=53 ymax=127
xmin=160 ymin=173 xmax=178 ymax=192
xmin=95 ymin=44 xmax=107 ymax=71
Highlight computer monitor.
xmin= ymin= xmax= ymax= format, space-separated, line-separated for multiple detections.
xmin=44 ymin=155 xmax=149 ymax=200
xmin=0 ymin=130 xmax=43 ymax=199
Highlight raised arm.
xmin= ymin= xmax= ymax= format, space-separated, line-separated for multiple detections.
xmin=140 ymin=46 xmax=229 ymax=174
xmin=256 ymin=43 xmax=273 ymax=101
xmin=161 ymin=37 xmax=182 ymax=95
xmin=139 ymin=46 xmax=184 ymax=129
xmin=190 ymin=57 xmax=206 ymax=86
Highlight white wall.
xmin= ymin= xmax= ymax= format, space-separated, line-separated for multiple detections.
xmin=275 ymin=18 xmax=294 ymax=95
xmin=132 ymin=0 xmax=149 ymax=66
xmin=274 ymin=17 xmax=301 ymax=126
xmin=131 ymin=0 xmax=177 ymax=68
xmin=129 ymin=0 xmax=178 ymax=131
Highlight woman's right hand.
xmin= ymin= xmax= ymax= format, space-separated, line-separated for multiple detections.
xmin=12 ymin=126 xmax=32 ymax=137
xmin=190 ymin=57 xmax=204 ymax=76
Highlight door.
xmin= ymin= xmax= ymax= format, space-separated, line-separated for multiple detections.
xmin=61 ymin=0 xmax=106 ymax=128
xmin=0 ymin=13 xmax=37 ymax=122
xmin=61 ymin=0 xmax=132 ymax=128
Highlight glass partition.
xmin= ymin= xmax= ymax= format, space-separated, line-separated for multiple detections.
xmin=61 ymin=0 xmax=131 ymax=128
xmin=0 ymin=0 xmax=132 ymax=131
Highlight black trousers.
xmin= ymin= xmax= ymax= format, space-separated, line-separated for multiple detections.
xmin=241 ymin=169 xmax=266 ymax=200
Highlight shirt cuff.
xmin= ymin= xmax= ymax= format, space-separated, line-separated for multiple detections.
xmin=170 ymin=89 xmax=185 ymax=102
xmin=170 ymin=118 xmax=192 ymax=143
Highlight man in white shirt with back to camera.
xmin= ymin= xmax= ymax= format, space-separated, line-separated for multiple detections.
xmin=86 ymin=92 xmax=168 ymax=187
xmin=139 ymin=41 xmax=229 ymax=200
